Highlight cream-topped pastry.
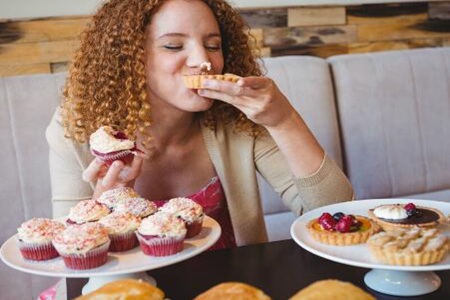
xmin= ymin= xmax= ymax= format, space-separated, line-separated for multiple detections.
xmin=90 ymin=126 xmax=135 ymax=154
xmin=137 ymin=212 xmax=187 ymax=238
xmin=17 ymin=218 xmax=65 ymax=244
xmin=53 ymin=223 xmax=110 ymax=255
xmin=373 ymin=205 xmax=408 ymax=220
xmin=114 ymin=197 xmax=157 ymax=218
xmin=97 ymin=187 xmax=140 ymax=209
xmin=98 ymin=212 xmax=141 ymax=235
xmin=68 ymin=200 xmax=110 ymax=224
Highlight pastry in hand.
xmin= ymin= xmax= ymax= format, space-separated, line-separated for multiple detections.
xmin=367 ymin=228 xmax=449 ymax=265
xmin=89 ymin=126 xmax=140 ymax=166
xmin=75 ymin=279 xmax=164 ymax=300
xmin=194 ymin=282 xmax=271 ymax=300
xmin=368 ymin=202 xmax=445 ymax=232
xmin=307 ymin=212 xmax=380 ymax=246
xmin=183 ymin=73 xmax=241 ymax=89
xmin=289 ymin=279 xmax=375 ymax=300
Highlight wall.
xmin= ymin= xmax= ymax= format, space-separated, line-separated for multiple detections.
xmin=0 ymin=1 xmax=449 ymax=77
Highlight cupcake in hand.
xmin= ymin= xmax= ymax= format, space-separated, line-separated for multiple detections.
xmin=136 ymin=212 xmax=187 ymax=256
xmin=52 ymin=223 xmax=111 ymax=270
xmin=89 ymin=126 xmax=141 ymax=166
xmin=97 ymin=186 xmax=140 ymax=210
xmin=98 ymin=212 xmax=141 ymax=252
xmin=16 ymin=218 xmax=65 ymax=261
xmin=160 ymin=197 xmax=204 ymax=238
xmin=67 ymin=200 xmax=110 ymax=225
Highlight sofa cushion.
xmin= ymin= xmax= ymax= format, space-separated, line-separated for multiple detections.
xmin=0 ymin=72 xmax=66 ymax=299
xmin=329 ymin=47 xmax=450 ymax=201
xmin=259 ymin=56 xmax=344 ymax=218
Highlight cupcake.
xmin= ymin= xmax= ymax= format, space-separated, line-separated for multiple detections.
xmin=89 ymin=126 xmax=138 ymax=166
xmin=67 ymin=199 xmax=110 ymax=224
xmin=113 ymin=197 xmax=157 ymax=218
xmin=52 ymin=223 xmax=111 ymax=270
xmin=16 ymin=218 xmax=65 ymax=261
xmin=98 ymin=212 xmax=141 ymax=252
xmin=136 ymin=212 xmax=187 ymax=256
xmin=160 ymin=197 xmax=204 ymax=238
xmin=97 ymin=186 xmax=140 ymax=209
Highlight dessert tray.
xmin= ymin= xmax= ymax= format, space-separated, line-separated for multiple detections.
xmin=291 ymin=198 xmax=450 ymax=297
xmin=1 ymin=215 xmax=221 ymax=294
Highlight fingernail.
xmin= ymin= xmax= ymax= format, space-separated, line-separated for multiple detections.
xmin=201 ymin=80 xmax=211 ymax=88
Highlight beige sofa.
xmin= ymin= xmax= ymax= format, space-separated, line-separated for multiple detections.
xmin=1 ymin=47 xmax=450 ymax=299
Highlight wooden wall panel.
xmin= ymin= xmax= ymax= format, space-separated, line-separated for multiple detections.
xmin=1 ymin=2 xmax=450 ymax=77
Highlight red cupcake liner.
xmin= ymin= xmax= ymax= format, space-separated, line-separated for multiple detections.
xmin=136 ymin=233 xmax=185 ymax=257
xmin=18 ymin=241 xmax=59 ymax=261
xmin=59 ymin=241 xmax=110 ymax=270
xmin=91 ymin=149 xmax=134 ymax=166
xmin=109 ymin=231 xmax=138 ymax=252
xmin=185 ymin=217 xmax=204 ymax=238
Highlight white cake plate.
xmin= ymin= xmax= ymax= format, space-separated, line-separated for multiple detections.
xmin=291 ymin=199 xmax=450 ymax=297
xmin=1 ymin=216 xmax=221 ymax=294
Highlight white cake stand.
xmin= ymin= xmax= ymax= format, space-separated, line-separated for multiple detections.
xmin=0 ymin=216 xmax=221 ymax=295
xmin=290 ymin=199 xmax=450 ymax=297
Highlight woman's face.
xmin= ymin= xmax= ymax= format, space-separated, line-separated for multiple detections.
xmin=145 ymin=0 xmax=224 ymax=113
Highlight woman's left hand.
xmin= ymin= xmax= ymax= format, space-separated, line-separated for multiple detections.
xmin=198 ymin=76 xmax=297 ymax=129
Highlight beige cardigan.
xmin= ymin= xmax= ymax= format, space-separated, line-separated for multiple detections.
xmin=46 ymin=110 xmax=353 ymax=246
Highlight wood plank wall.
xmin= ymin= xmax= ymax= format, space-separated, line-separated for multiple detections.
xmin=0 ymin=2 xmax=449 ymax=77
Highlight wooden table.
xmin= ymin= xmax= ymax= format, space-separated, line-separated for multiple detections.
xmin=67 ymin=239 xmax=450 ymax=299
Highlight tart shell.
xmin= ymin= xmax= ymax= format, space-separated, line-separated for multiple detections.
xmin=183 ymin=73 xmax=241 ymax=89
xmin=307 ymin=216 xmax=380 ymax=246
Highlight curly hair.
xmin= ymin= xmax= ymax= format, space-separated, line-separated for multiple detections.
xmin=62 ymin=0 xmax=263 ymax=146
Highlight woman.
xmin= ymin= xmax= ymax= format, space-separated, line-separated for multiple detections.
xmin=46 ymin=0 xmax=353 ymax=248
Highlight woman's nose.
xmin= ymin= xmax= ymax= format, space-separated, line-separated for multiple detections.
xmin=187 ymin=46 xmax=210 ymax=69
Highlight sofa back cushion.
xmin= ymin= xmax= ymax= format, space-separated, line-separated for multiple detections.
xmin=259 ymin=56 xmax=344 ymax=227
xmin=329 ymin=47 xmax=450 ymax=199
xmin=0 ymin=72 xmax=66 ymax=299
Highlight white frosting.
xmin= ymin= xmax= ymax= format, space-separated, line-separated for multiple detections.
xmin=138 ymin=212 xmax=186 ymax=237
xmin=98 ymin=212 xmax=141 ymax=235
xmin=68 ymin=200 xmax=110 ymax=224
xmin=97 ymin=187 xmax=140 ymax=209
xmin=17 ymin=218 xmax=65 ymax=244
xmin=160 ymin=197 xmax=203 ymax=223
xmin=373 ymin=205 xmax=408 ymax=220
xmin=90 ymin=126 xmax=135 ymax=153
xmin=200 ymin=61 xmax=212 ymax=72
xmin=52 ymin=223 xmax=110 ymax=255
xmin=114 ymin=197 xmax=157 ymax=218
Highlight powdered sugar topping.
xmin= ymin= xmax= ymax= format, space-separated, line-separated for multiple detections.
xmin=98 ymin=212 xmax=141 ymax=234
xmin=138 ymin=212 xmax=187 ymax=237
xmin=52 ymin=223 xmax=110 ymax=255
xmin=17 ymin=218 xmax=65 ymax=244
xmin=114 ymin=197 xmax=157 ymax=218
xmin=160 ymin=197 xmax=203 ymax=222
xmin=68 ymin=200 xmax=110 ymax=224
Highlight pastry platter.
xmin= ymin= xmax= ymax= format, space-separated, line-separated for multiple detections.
xmin=291 ymin=198 xmax=450 ymax=296
xmin=1 ymin=215 xmax=221 ymax=294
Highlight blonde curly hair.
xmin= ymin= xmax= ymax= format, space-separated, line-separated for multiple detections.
xmin=62 ymin=0 xmax=263 ymax=146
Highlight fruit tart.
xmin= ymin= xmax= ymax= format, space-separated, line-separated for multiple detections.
xmin=307 ymin=212 xmax=380 ymax=246
xmin=368 ymin=202 xmax=445 ymax=232
xmin=367 ymin=228 xmax=449 ymax=265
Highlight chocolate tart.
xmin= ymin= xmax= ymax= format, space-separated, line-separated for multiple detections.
xmin=307 ymin=216 xmax=380 ymax=246
xmin=368 ymin=205 xmax=445 ymax=232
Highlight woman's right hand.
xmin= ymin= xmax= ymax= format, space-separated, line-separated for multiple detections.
xmin=82 ymin=156 xmax=144 ymax=199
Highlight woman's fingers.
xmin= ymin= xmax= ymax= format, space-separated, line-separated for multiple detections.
xmin=119 ymin=155 xmax=144 ymax=182
xmin=82 ymin=158 xmax=105 ymax=182
xmin=101 ymin=160 xmax=125 ymax=187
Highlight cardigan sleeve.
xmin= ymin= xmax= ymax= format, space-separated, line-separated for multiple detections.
xmin=254 ymin=133 xmax=354 ymax=216
xmin=45 ymin=109 xmax=93 ymax=218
